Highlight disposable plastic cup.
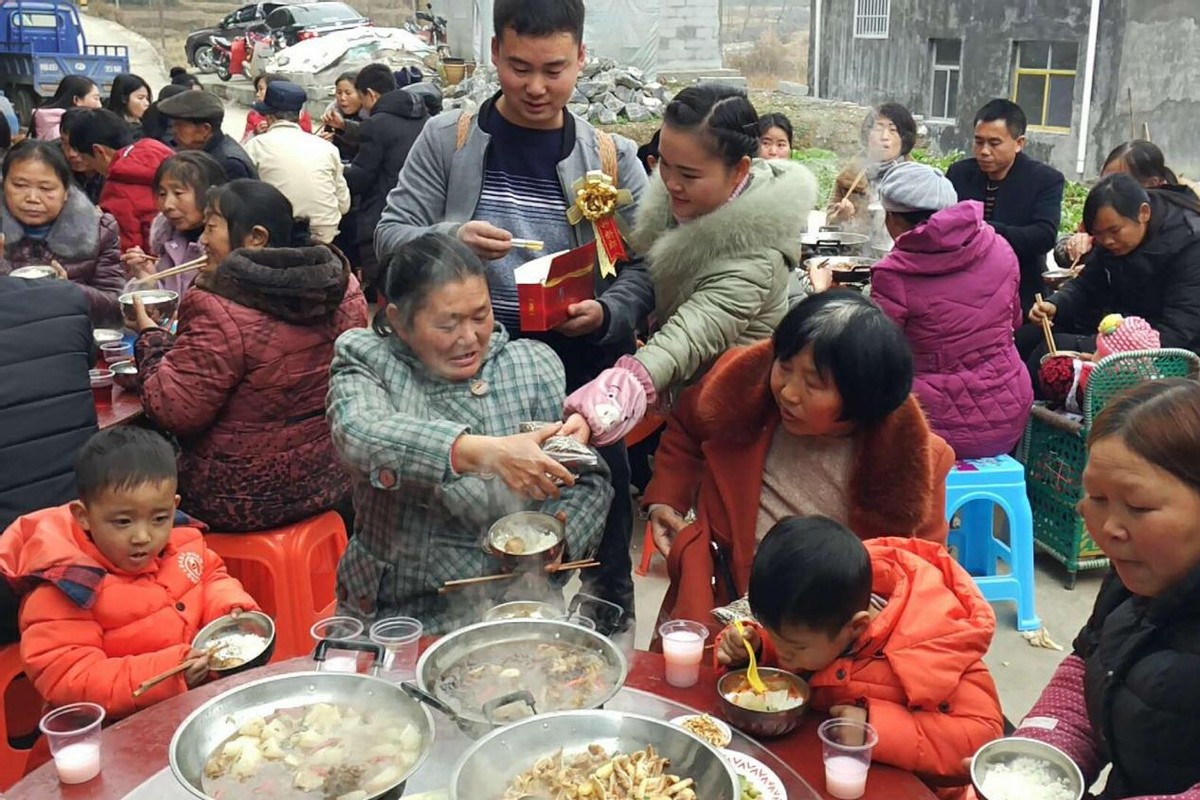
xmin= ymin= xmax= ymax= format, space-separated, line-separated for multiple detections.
xmin=100 ymin=341 xmax=133 ymax=366
xmin=658 ymin=619 xmax=709 ymax=688
xmin=311 ymin=616 xmax=364 ymax=673
xmin=818 ymin=717 xmax=879 ymax=799
xmin=89 ymin=369 xmax=114 ymax=407
xmin=369 ymin=617 xmax=422 ymax=680
xmin=39 ymin=702 xmax=105 ymax=784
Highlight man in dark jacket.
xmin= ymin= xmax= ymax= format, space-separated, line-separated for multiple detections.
xmin=0 ymin=275 xmax=97 ymax=642
xmin=948 ymin=99 xmax=1065 ymax=312
xmin=344 ymin=64 xmax=430 ymax=285
xmin=157 ymin=90 xmax=257 ymax=180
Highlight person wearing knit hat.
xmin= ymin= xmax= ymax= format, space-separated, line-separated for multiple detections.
xmin=869 ymin=163 xmax=1034 ymax=459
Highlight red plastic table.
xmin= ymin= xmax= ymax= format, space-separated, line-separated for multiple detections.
xmin=95 ymin=389 xmax=143 ymax=430
xmin=6 ymin=651 xmax=937 ymax=800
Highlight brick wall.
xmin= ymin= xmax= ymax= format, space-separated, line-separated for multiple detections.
xmin=657 ymin=0 xmax=722 ymax=70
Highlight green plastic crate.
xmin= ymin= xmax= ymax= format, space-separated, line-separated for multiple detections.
xmin=1019 ymin=348 xmax=1200 ymax=588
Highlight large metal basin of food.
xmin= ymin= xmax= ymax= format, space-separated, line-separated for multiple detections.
xmin=416 ymin=618 xmax=628 ymax=738
xmin=450 ymin=710 xmax=739 ymax=800
xmin=171 ymin=642 xmax=436 ymax=800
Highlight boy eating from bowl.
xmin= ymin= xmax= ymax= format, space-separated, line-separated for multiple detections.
xmin=0 ymin=427 xmax=259 ymax=720
xmin=717 ymin=516 xmax=1003 ymax=796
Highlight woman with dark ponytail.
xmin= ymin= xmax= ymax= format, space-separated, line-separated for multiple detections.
xmin=131 ymin=178 xmax=368 ymax=531
xmin=564 ymin=83 xmax=818 ymax=446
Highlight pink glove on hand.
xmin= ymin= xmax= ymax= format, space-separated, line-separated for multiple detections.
xmin=563 ymin=355 xmax=657 ymax=447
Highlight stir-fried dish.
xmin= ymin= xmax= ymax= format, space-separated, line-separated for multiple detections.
xmin=723 ymin=674 xmax=805 ymax=713
xmin=202 ymin=702 xmax=423 ymax=800
xmin=436 ymin=641 xmax=614 ymax=719
xmin=504 ymin=744 xmax=697 ymax=800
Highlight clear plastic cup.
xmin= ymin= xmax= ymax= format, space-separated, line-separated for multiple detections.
xmin=89 ymin=369 xmax=114 ymax=407
xmin=818 ymin=717 xmax=879 ymax=799
xmin=100 ymin=341 xmax=133 ymax=366
xmin=39 ymin=703 xmax=105 ymax=784
xmin=310 ymin=616 xmax=364 ymax=673
xmin=658 ymin=619 xmax=709 ymax=688
xmin=368 ymin=617 xmax=422 ymax=680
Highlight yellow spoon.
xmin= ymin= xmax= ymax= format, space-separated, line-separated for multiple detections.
xmin=733 ymin=619 xmax=767 ymax=694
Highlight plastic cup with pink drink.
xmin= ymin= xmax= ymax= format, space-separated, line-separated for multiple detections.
xmin=818 ymin=717 xmax=879 ymax=799
xmin=658 ymin=619 xmax=709 ymax=688
xmin=39 ymin=702 xmax=105 ymax=784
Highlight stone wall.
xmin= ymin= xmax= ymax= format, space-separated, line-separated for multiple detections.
xmin=657 ymin=0 xmax=722 ymax=71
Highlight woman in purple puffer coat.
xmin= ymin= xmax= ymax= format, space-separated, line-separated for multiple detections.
xmin=870 ymin=162 xmax=1033 ymax=458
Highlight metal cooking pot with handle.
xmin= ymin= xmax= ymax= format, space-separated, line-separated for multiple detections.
xmin=170 ymin=639 xmax=436 ymax=800
xmin=800 ymin=230 xmax=870 ymax=261
xmin=415 ymin=618 xmax=628 ymax=739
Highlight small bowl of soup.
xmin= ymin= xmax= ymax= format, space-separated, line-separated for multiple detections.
xmin=716 ymin=667 xmax=810 ymax=738
xmin=485 ymin=511 xmax=565 ymax=570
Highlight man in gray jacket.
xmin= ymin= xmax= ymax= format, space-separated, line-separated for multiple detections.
xmin=374 ymin=0 xmax=653 ymax=628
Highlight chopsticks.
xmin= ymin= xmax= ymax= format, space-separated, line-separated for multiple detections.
xmin=826 ymin=169 xmax=867 ymax=222
xmin=551 ymin=559 xmax=600 ymax=573
xmin=1035 ymin=293 xmax=1057 ymax=356
xmin=510 ymin=238 xmax=544 ymax=252
xmin=438 ymin=560 xmax=603 ymax=593
xmin=438 ymin=573 xmax=520 ymax=594
xmin=133 ymin=648 xmax=214 ymax=697
xmin=129 ymin=255 xmax=209 ymax=288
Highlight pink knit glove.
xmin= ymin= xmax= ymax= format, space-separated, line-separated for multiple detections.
xmin=563 ymin=355 xmax=657 ymax=447
xmin=1094 ymin=314 xmax=1160 ymax=360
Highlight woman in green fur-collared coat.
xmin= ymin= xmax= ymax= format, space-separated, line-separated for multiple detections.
xmin=566 ymin=84 xmax=817 ymax=446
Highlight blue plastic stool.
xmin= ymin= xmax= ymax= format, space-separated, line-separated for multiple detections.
xmin=945 ymin=455 xmax=1041 ymax=631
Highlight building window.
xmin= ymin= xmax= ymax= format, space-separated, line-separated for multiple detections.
xmin=929 ymin=39 xmax=961 ymax=121
xmin=1012 ymin=41 xmax=1079 ymax=131
xmin=853 ymin=0 xmax=890 ymax=39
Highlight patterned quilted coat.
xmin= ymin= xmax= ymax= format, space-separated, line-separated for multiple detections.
xmin=135 ymin=245 xmax=368 ymax=531
xmin=327 ymin=325 xmax=613 ymax=634
xmin=871 ymin=201 xmax=1033 ymax=458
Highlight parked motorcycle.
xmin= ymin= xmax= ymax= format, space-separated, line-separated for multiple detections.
xmin=210 ymin=35 xmax=233 ymax=81
xmin=405 ymin=3 xmax=449 ymax=56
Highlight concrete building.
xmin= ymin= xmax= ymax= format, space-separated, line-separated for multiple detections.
xmin=808 ymin=0 xmax=1200 ymax=179
xmin=441 ymin=0 xmax=721 ymax=78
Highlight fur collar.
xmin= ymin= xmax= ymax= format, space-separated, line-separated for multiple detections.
xmin=630 ymin=159 xmax=815 ymax=279
xmin=195 ymin=244 xmax=350 ymax=324
xmin=1 ymin=187 xmax=101 ymax=261
xmin=696 ymin=339 xmax=941 ymax=533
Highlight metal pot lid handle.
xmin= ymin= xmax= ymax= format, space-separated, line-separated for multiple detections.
xmin=568 ymin=592 xmax=624 ymax=629
xmin=311 ymin=637 xmax=385 ymax=675
xmin=400 ymin=681 xmax=462 ymax=721
xmin=482 ymin=690 xmax=538 ymax=724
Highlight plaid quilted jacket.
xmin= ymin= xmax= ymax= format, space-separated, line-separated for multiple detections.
xmin=327 ymin=325 xmax=613 ymax=634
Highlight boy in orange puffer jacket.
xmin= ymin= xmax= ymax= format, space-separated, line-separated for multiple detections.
xmin=0 ymin=427 xmax=259 ymax=720
xmin=716 ymin=516 xmax=1003 ymax=798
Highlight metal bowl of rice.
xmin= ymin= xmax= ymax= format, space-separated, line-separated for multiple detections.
xmin=192 ymin=610 xmax=275 ymax=678
xmin=971 ymin=738 xmax=1084 ymax=800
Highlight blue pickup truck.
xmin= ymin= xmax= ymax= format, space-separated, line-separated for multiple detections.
xmin=0 ymin=0 xmax=129 ymax=124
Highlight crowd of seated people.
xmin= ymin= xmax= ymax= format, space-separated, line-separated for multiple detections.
xmin=0 ymin=4 xmax=1199 ymax=797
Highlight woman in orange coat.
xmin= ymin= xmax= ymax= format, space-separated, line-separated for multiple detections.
xmin=643 ymin=291 xmax=954 ymax=637
xmin=0 ymin=427 xmax=259 ymax=721
xmin=717 ymin=517 xmax=1002 ymax=797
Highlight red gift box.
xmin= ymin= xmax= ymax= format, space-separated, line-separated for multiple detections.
xmin=514 ymin=242 xmax=597 ymax=332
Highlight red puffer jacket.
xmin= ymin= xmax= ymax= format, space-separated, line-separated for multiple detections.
xmin=0 ymin=505 xmax=258 ymax=720
xmin=135 ymin=244 xmax=368 ymax=531
xmin=99 ymin=138 xmax=174 ymax=252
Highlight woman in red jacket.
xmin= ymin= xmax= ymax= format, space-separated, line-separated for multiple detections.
xmin=643 ymin=291 xmax=954 ymax=638
xmin=132 ymin=179 xmax=368 ymax=532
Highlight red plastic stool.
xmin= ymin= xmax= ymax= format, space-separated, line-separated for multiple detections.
xmin=205 ymin=511 xmax=348 ymax=662
xmin=0 ymin=643 xmax=43 ymax=790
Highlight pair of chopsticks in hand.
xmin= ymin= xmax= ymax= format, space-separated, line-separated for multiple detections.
xmin=133 ymin=645 xmax=216 ymax=697
xmin=126 ymin=255 xmax=209 ymax=289
xmin=438 ymin=559 xmax=602 ymax=594
xmin=1035 ymin=293 xmax=1057 ymax=356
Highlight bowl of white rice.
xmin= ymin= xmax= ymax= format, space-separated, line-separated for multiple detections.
xmin=191 ymin=610 xmax=275 ymax=677
xmin=971 ymin=738 xmax=1085 ymax=800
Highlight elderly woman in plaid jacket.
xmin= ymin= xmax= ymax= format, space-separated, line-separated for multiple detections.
xmin=327 ymin=234 xmax=613 ymax=633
